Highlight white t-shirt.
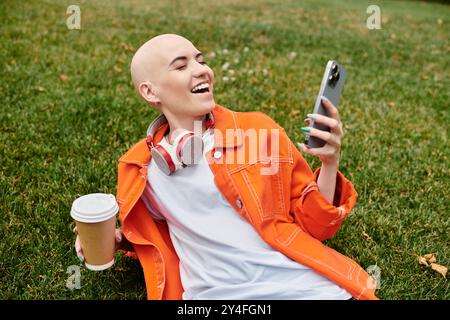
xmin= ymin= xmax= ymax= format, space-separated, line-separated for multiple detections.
xmin=146 ymin=128 xmax=352 ymax=300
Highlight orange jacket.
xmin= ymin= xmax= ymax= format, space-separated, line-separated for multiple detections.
xmin=116 ymin=104 xmax=379 ymax=300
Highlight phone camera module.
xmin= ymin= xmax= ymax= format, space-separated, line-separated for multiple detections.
xmin=331 ymin=64 xmax=338 ymax=74
xmin=328 ymin=64 xmax=340 ymax=87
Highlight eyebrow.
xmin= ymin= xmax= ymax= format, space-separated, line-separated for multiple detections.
xmin=169 ymin=52 xmax=204 ymax=67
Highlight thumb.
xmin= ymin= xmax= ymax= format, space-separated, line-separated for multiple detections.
xmin=75 ymin=236 xmax=84 ymax=262
xmin=297 ymin=142 xmax=317 ymax=156
xmin=297 ymin=142 xmax=310 ymax=153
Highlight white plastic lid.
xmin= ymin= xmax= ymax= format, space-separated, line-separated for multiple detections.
xmin=70 ymin=193 xmax=119 ymax=223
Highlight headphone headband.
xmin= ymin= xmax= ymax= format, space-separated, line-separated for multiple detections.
xmin=146 ymin=114 xmax=170 ymax=148
xmin=146 ymin=112 xmax=214 ymax=146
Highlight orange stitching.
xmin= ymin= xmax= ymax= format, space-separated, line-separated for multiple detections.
xmin=224 ymin=167 xmax=254 ymax=225
xmin=275 ymin=173 xmax=285 ymax=214
xmin=278 ymin=227 xmax=301 ymax=246
xmin=241 ymin=170 xmax=265 ymax=221
xmin=301 ymin=181 xmax=319 ymax=198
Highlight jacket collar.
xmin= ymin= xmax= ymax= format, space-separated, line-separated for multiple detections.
xmin=119 ymin=104 xmax=243 ymax=167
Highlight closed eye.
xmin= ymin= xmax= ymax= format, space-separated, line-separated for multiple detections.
xmin=176 ymin=61 xmax=207 ymax=71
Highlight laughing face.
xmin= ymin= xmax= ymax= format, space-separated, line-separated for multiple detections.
xmin=131 ymin=34 xmax=216 ymax=122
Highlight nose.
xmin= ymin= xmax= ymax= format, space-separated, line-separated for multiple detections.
xmin=192 ymin=61 xmax=210 ymax=78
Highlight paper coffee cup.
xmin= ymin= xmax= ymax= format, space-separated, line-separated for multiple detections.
xmin=71 ymin=193 xmax=119 ymax=271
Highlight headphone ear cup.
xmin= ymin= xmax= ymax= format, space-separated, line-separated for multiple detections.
xmin=151 ymin=145 xmax=175 ymax=175
xmin=178 ymin=134 xmax=204 ymax=165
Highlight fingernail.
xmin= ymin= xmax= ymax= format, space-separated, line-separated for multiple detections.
xmin=301 ymin=127 xmax=311 ymax=133
xmin=78 ymin=255 xmax=84 ymax=263
xmin=297 ymin=143 xmax=305 ymax=150
xmin=321 ymin=96 xmax=329 ymax=103
xmin=307 ymin=113 xmax=317 ymax=119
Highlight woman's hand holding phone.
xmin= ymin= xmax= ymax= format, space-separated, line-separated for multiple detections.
xmin=297 ymin=96 xmax=344 ymax=166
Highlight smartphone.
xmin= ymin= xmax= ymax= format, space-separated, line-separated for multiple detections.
xmin=305 ymin=60 xmax=346 ymax=148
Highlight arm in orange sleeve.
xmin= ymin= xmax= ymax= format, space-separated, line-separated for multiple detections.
xmin=288 ymin=139 xmax=358 ymax=241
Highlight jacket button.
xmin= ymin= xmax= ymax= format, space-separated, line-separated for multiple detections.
xmin=236 ymin=199 xmax=243 ymax=209
xmin=213 ymin=150 xmax=222 ymax=159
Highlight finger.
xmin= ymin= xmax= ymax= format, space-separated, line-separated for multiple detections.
xmin=72 ymin=226 xmax=78 ymax=235
xmin=321 ymin=97 xmax=340 ymax=121
xmin=75 ymin=237 xmax=82 ymax=255
xmin=299 ymin=145 xmax=326 ymax=157
xmin=301 ymin=127 xmax=340 ymax=147
xmin=304 ymin=118 xmax=311 ymax=126
xmin=115 ymin=229 xmax=122 ymax=243
xmin=75 ymin=236 xmax=84 ymax=262
xmin=297 ymin=143 xmax=329 ymax=158
xmin=306 ymin=113 xmax=340 ymax=133
xmin=297 ymin=142 xmax=309 ymax=153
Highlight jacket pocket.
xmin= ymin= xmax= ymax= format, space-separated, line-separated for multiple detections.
xmin=228 ymin=160 xmax=288 ymax=222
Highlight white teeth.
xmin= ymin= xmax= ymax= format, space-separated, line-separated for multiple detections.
xmin=191 ymin=82 xmax=210 ymax=93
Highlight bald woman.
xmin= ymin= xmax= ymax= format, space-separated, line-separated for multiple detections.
xmin=73 ymin=34 xmax=369 ymax=301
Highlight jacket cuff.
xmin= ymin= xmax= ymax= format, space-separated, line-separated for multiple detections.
xmin=300 ymin=168 xmax=358 ymax=226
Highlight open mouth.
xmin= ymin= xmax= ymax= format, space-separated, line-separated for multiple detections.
xmin=191 ymin=82 xmax=211 ymax=94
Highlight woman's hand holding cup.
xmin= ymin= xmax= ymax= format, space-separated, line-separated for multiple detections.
xmin=74 ymin=227 xmax=129 ymax=263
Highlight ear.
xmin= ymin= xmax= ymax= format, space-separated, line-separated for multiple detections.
xmin=138 ymin=82 xmax=161 ymax=107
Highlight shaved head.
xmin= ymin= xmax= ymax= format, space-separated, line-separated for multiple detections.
xmin=130 ymin=34 xmax=196 ymax=91
xmin=129 ymin=33 xmax=215 ymax=135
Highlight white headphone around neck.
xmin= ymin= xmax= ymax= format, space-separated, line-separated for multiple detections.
xmin=145 ymin=112 xmax=215 ymax=175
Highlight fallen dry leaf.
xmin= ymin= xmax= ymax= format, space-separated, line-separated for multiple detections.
xmin=36 ymin=86 xmax=45 ymax=92
xmin=418 ymin=256 xmax=428 ymax=266
xmin=424 ymin=253 xmax=436 ymax=263
xmin=388 ymin=101 xmax=395 ymax=108
xmin=421 ymin=75 xmax=429 ymax=80
xmin=430 ymin=263 xmax=447 ymax=278
xmin=113 ymin=66 xmax=122 ymax=73
xmin=59 ymin=74 xmax=69 ymax=81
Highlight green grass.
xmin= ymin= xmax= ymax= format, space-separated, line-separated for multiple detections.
xmin=0 ymin=0 xmax=448 ymax=299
